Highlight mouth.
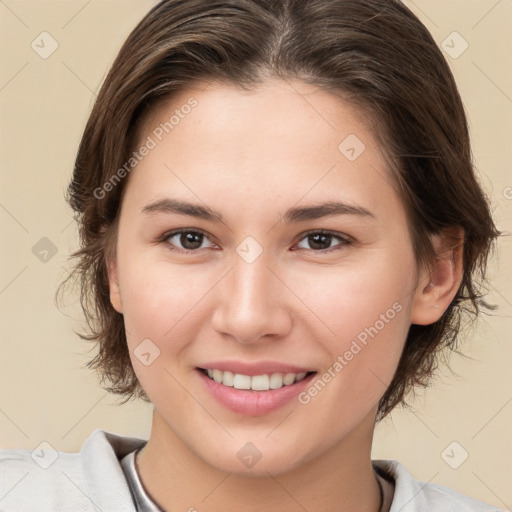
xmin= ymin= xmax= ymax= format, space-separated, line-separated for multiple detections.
xmin=196 ymin=364 xmax=318 ymax=416
xmin=197 ymin=367 xmax=317 ymax=391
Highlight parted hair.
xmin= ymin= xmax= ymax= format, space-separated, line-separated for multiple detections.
xmin=58 ymin=0 xmax=500 ymax=419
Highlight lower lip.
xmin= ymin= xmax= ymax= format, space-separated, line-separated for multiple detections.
xmin=197 ymin=369 xmax=316 ymax=416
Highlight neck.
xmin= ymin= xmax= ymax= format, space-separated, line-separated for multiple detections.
xmin=137 ymin=408 xmax=382 ymax=512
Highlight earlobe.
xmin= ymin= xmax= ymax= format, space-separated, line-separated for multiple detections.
xmin=410 ymin=226 xmax=464 ymax=326
xmin=107 ymin=256 xmax=123 ymax=314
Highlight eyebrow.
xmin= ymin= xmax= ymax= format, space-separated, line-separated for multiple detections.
xmin=141 ymin=198 xmax=375 ymax=223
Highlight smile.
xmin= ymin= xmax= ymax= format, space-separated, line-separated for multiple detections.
xmin=200 ymin=368 xmax=313 ymax=391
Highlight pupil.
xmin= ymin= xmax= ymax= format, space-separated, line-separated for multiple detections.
xmin=181 ymin=232 xmax=202 ymax=250
xmin=309 ymin=233 xmax=331 ymax=250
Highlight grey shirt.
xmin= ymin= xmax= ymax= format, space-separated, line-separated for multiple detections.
xmin=0 ymin=429 xmax=504 ymax=511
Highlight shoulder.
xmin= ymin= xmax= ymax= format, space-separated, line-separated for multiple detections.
xmin=373 ymin=459 xmax=504 ymax=512
xmin=0 ymin=429 xmax=147 ymax=512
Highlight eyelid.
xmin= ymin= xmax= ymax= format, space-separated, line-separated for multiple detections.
xmin=157 ymin=228 xmax=353 ymax=254
xmin=158 ymin=228 xmax=218 ymax=253
xmin=293 ymin=229 xmax=353 ymax=252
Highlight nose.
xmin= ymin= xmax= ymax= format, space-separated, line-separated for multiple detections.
xmin=211 ymin=253 xmax=293 ymax=344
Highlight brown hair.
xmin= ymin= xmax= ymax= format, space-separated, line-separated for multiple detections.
xmin=58 ymin=0 xmax=500 ymax=419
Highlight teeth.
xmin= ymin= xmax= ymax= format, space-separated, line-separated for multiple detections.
xmin=283 ymin=373 xmax=296 ymax=385
xmin=251 ymin=374 xmax=269 ymax=391
xmin=269 ymin=373 xmax=283 ymax=389
xmin=203 ymin=369 xmax=309 ymax=390
xmin=222 ymin=371 xmax=234 ymax=387
xmin=233 ymin=373 xmax=251 ymax=389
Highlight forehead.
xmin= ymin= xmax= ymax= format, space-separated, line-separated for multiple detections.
xmin=123 ymin=78 xmax=402 ymax=223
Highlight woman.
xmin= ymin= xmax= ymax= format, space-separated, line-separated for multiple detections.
xmin=0 ymin=0 xmax=503 ymax=510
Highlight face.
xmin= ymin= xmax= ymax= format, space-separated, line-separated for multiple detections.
xmin=108 ymin=78 xmax=427 ymax=475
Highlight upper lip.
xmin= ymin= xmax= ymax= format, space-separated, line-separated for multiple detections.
xmin=197 ymin=360 xmax=315 ymax=376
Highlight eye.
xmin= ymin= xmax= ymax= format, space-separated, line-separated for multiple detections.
xmin=157 ymin=229 xmax=351 ymax=254
xmin=294 ymin=230 xmax=352 ymax=252
xmin=161 ymin=229 xmax=216 ymax=253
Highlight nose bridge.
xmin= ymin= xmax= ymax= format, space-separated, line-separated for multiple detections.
xmin=228 ymin=248 xmax=275 ymax=320
xmin=232 ymin=252 xmax=270 ymax=308
xmin=212 ymin=248 xmax=291 ymax=343
xmin=230 ymin=232 xmax=273 ymax=304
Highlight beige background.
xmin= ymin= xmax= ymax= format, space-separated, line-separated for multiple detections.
xmin=0 ymin=0 xmax=511 ymax=509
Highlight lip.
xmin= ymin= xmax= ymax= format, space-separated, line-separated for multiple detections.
xmin=196 ymin=367 xmax=317 ymax=416
xmin=196 ymin=360 xmax=314 ymax=376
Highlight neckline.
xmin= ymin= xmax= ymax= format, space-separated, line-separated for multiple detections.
xmin=133 ymin=447 xmax=394 ymax=512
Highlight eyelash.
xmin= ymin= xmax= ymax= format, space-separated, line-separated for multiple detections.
xmin=156 ymin=228 xmax=352 ymax=255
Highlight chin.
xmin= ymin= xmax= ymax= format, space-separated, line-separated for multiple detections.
xmin=211 ymin=452 xmax=302 ymax=477
xmin=193 ymin=436 xmax=311 ymax=477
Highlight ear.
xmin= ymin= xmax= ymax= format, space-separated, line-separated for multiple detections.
xmin=410 ymin=226 xmax=464 ymax=325
xmin=107 ymin=254 xmax=123 ymax=314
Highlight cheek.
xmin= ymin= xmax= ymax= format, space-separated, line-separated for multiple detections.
xmin=116 ymin=259 xmax=221 ymax=395
xmin=292 ymin=251 xmax=414 ymax=409
xmin=118 ymin=260 xmax=216 ymax=408
xmin=294 ymin=250 xmax=414 ymax=345
xmin=118 ymin=253 xmax=215 ymax=332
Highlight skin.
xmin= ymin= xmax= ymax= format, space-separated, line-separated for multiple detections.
xmin=107 ymin=78 xmax=462 ymax=511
